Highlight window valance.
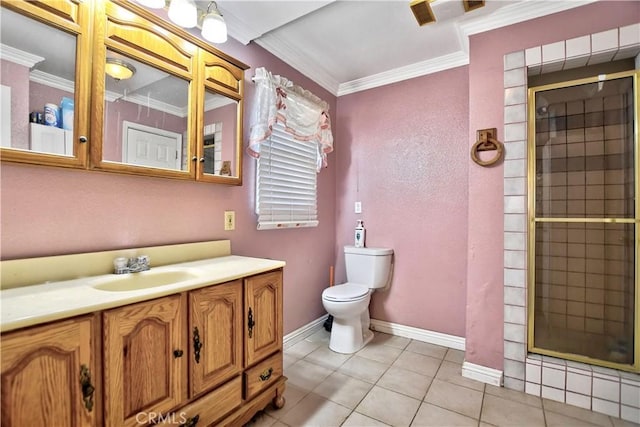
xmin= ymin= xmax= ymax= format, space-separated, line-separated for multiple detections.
xmin=248 ymin=67 xmax=333 ymax=171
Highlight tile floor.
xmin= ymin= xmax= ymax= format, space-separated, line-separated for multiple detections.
xmin=246 ymin=330 xmax=639 ymax=427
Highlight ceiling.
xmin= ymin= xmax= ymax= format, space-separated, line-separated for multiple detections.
xmin=206 ymin=0 xmax=598 ymax=96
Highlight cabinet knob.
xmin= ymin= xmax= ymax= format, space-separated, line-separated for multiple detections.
xmin=173 ymin=349 xmax=183 ymax=358
xmin=191 ymin=156 xmax=197 ymax=161
xmin=193 ymin=327 xmax=202 ymax=363
xmin=199 ymin=157 xmax=205 ymax=163
xmin=79 ymin=364 xmax=95 ymax=412
xmin=78 ymin=135 xmax=88 ymax=143
xmin=247 ymin=307 xmax=255 ymax=338
xmin=181 ymin=414 xmax=200 ymax=427
xmin=259 ymin=367 xmax=273 ymax=381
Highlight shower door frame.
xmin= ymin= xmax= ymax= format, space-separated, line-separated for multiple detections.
xmin=526 ymin=69 xmax=640 ymax=373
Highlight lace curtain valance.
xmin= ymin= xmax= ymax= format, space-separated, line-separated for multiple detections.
xmin=248 ymin=67 xmax=333 ymax=171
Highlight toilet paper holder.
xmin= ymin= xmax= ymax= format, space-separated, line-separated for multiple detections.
xmin=471 ymin=128 xmax=503 ymax=167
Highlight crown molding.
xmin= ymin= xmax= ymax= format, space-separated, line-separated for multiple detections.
xmin=205 ymin=95 xmax=235 ymax=111
xmin=0 ymin=44 xmax=44 ymax=68
xmin=221 ymin=8 xmax=260 ymax=45
xmin=255 ymin=33 xmax=340 ymax=96
xmin=337 ymin=51 xmax=469 ymax=97
xmin=30 ymin=70 xmax=74 ymax=93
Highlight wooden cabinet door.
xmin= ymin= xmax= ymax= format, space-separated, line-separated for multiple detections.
xmin=244 ymin=270 xmax=283 ymax=367
xmin=103 ymin=294 xmax=187 ymax=427
xmin=189 ymin=280 xmax=242 ymax=397
xmin=1 ymin=315 xmax=98 ymax=427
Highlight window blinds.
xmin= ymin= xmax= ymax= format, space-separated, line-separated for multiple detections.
xmin=256 ymin=122 xmax=319 ymax=229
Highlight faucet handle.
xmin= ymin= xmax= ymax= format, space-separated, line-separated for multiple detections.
xmin=137 ymin=255 xmax=150 ymax=270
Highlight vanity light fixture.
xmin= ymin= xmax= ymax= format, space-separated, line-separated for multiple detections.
xmin=105 ymin=58 xmax=136 ymax=81
xmin=135 ymin=0 xmax=165 ymax=8
xmin=201 ymin=2 xmax=227 ymax=43
xmin=168 ymin=0 xmax=198 ymax=28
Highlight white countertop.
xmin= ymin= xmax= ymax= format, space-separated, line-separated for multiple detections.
xmin=1 ymin=255 xmax=285 ymax=333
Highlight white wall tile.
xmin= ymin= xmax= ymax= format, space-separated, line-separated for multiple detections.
xmin=504 ymin=377 xmax=525 ymax=392
xmin=504 ymin=51 xmax=525 ymax=70
xmin=504 ymin=268 xmax=525 ymax=288
xmin=541 ymin=61 xmax=564 ymax=74
xmin=542 ymin=366 xmax=566 ymax=390
xmin=504 ymin=123 xmax=526 ymax=142
xmin=504 ymin=68 xmax=526 ymax=88
xmin=504 ymin=359 xmax=525 ymax=381
xmin=504 ymin=305 xmax=526 ymax=326
xmin=504 ymin=140 xmax=526 ymax=160
xmin=567 ymin=372 xmax=592 ymax=394
xmin=621 ymin=405 xmax=640 ymax=424
xmin=504 ymin=341 xmax=525 ymax=362
xmin=504 ymin=195 xmax=526 ymax=213
xmin=504 ymin=104 xmax=526 ymax=124
xmin=542 ymin=41 xmax=565 ymax=63
xmin=504 ymin=231 xmax=525 ymax=250
xmin=504 ymin=214 xmax=526 ymax=232
xmin=588 ymin=51 xmax=617 ymax=65
xmin=526 ymin=382 xmax=541 ymax=396
xmin=504 ymin=250 xmax=526 ymax=269
xmin=566 ymin=35 xmax=591 ymax=58
xmin=525 ymin=46 xmax=541 ymax=66
xmin=593 ymin=398 xmax=620 ymax=418
xmin=563 ymin=56 xmax=590 ymax=70
xmin=621 ymin=383 xmax=640 ymax=408
xmin=526 ymin=362 xmax=541 ymax=384
xmin=504 ymin=177 xmax=526 ymax=196
xmin=505 ymin=86 xmax=526 ymax=106
xmin=504 ymin=159 xmax=526 ymax=178
xmin=566 ymin=391 xmax=591 ymax=410
xmin=542 ymin=385 xmax=565 ymax=403
xmin=504 ymin=286 xmax=525 ymax=307
xmin=592 ymin=29 xmax=619 ymax=52
xmin=504 ymin=322 xmax=525 ymax=343
xmin=593 ymin=378 xmax=620 ymax=402
xmin=620 ymin=23 xmax=640 ymax=46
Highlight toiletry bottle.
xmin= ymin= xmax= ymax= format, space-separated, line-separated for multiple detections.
xmin=355 ymin=220 xmax=365 ymax=248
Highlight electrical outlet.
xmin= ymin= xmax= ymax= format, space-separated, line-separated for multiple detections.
xmin=224 ymin=211 xmax=235 ymax=231
xmin=355 ymin=201 xmax=362 ymax=214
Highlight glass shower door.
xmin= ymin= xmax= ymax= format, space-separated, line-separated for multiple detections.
xmin=528 ymin=70 xmax=638 ymax=372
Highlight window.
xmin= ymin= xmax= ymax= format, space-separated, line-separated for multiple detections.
xmin=256 ymin=122 xmax=319 ymax=229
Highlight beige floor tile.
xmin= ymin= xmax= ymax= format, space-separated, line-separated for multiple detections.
xmin=304 ymin=346 xmax=352 ymax=370
xmin=543 ymin=399 xmax=614 ymax=427
xmin=280 ymin=392 xmax=351 ymax=427
xmin=266 ymin=384 xmax=309 ymax=420
xmin=406 ymin=340 xmax=449 ymax=359
xmin=611 ymin=417 xmax=640 ymax=427
xmin=306 ymin=329 xmax=331 ymax=343
xmin=356 ymin=386 xmax=421 ymax=427
xmin=377 ymin=366 xmax=433 ymax=400
xmin=393 ymin=351 xmax=443 ymax=377
xmin=271 ymin=423 xmax=289 ymax=427
xmin=283 ymin=353 xmax=298 ymax=369
xmin=356 ymin=341 xmax=403 ymax=365
xmin=285 ymin=359 xmax=334 ymax=392
xmin=339 ymin=355 xmax=390 ymax=383
xmin=286 ymin=339 xmax=324 ymax=359
xmin=411 ymin=402 xmax=478 ymax=427
xmin=313 ymin=371 xmax=373 ymax=409
xmin=436 ymin=360 xmax=485 ymax=392
xmin=545 ymin=410 xmax=603 ymax=426
xmin=485 ymin=384 xmax=542 ymax=408
xmin=342 ymin=412 xmax=391 ymax=426
xmin=424 ymin=379 xmax=483 ymax=420
xmin=370 ymin=332 xmax=411 ymax=350
xmin=245 ymin=411 xmax=278 ymax=427
xmin=444 ymin=348 xmax=465 ymax=364
xmin=481 ymin=393 xmax=545 ymax=426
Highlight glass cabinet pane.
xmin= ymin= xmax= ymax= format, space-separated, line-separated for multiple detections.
xmin=102 ymin=51 xmax=190 ymax=171
xmin=0 ymin=8 xmax=77 ymax=157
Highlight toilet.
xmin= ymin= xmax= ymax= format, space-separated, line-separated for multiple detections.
xmin=322 ymin=246 xmax=394 ymax=354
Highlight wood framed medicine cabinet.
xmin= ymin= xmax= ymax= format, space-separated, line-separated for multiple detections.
xmin=0 ymin=0 xmax=248 ymax=185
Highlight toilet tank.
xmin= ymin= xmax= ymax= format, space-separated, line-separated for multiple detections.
xmin=344 ymin=246 xmax=394 ymax=289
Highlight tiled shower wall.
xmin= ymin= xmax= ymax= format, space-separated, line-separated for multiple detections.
xmin=502 ymin=24 xmax=640 ymax=423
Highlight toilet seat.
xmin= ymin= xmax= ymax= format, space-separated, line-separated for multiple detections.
xmin=323 ymin=283 xmax=369 ymax=302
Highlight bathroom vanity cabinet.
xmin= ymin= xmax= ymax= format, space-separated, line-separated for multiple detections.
xmin=1 ymin=268 xmax=285 ymax=427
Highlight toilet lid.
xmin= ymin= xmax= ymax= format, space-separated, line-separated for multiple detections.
xmin=323 ymin=283 xmax=369 ymax=302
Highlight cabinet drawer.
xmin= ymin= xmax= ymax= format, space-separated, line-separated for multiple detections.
xmin=244 ymin=352 xmax=283 ymax=400
xmin=156 ymin=376 xmax=241 ymax=426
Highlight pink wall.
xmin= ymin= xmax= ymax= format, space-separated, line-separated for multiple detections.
xmin=1 ymin=59 xmax=29 ymax=149
xmin=466 ymin=1 xmax=640 ymax=369
xmin=0 ymin=36 xmax=337 ymax=336
xmin=335 ymin=67 xmax=469 ymax=337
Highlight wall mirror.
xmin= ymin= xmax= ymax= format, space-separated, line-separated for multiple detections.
xmin=0 ymin=2 xmax=91 ymax=168
xmin=199 ymin=88 xmax=240 ymax=181
xmin=101 ymin=51 xmax=190 ymax=172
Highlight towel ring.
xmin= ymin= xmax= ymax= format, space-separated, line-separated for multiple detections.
xmin=471 ymin=135 xmax=503 ymax=167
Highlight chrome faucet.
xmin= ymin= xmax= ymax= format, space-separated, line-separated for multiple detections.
xmin=113 ymin=255 xmax=150 ymax=274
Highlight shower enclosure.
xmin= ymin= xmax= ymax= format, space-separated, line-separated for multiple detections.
xmin=528 ymin=70 xmax=638 ymax=372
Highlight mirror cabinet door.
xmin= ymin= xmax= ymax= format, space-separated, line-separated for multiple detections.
xmin=199 ymin=89 xmax=240 ymax=182
xmin=0 ymin=0 xmax=91 ymax=168
xmin=91 ymin=0 xmax=198 ymax=179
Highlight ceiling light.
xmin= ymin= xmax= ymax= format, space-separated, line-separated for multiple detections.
xmin=105 ymin=58 xmax=136 ymax=81
xmin=168 ymin=0 xmax=197 ymax=28
xmin=201 ymin=2 xmax=227 ymax=43
xmin=410 ymin=0 xmax=436 ymax=26
xmin=136 ymin=0 xmax=165 ymax=8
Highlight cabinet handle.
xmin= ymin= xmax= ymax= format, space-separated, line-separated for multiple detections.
xmin=193 ymin=327 xmax=202 ymax=364
xmin=173 ymin=349 xmax=183 ymax=358
xmin=259 ymin=367 xmax=273 ymax=381
xmin=78 ymin=135 xmax=88 ymax=143
xmin=181 ymin=414 xmax=200 ymax=427
xmin=191 ymin=156 xmax=197 ymax=161
xmin=199 ymin=157 xmax=205 ymax=162
xmin=247 ymin=307 xmax=255 ymax=338
xmin=79 ymin=364 xmax=95 ymax=412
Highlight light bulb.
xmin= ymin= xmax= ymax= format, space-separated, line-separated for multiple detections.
xmin=201 ymin=11 xmax=227 ymax=43
xmin=168 ymin=0 xmax=197 ymax=28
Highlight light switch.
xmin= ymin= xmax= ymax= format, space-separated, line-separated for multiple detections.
xmin=355 ymin=201 xmax=362 ymax=214
xmin=224 ymin=211 xmax=235 ymax=231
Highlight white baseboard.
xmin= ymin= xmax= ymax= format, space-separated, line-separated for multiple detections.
xmin=369 ymin=319 xmax=465 ymax=351
xmin=283 ymin=315 xmax=328 ymax=349
xmin=462 ymin=361 xmax=504 ymax=386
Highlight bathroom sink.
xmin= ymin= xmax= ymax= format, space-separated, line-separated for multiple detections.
xmin=91 ymin=268 xmax=201 ymax=292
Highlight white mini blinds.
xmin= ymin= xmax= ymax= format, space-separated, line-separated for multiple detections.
xmin=256 ymin=123 xmax=318 ymax=229
xmin=249 ymin=67 xmax=333 ymax=230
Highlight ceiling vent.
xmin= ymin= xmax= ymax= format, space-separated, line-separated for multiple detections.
xmin=410 ymin=0 xmax=436 ymax=26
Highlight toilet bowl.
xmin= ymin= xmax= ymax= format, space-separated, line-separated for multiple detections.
xmin=322 ymin=246 xmax=393 ymax=354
